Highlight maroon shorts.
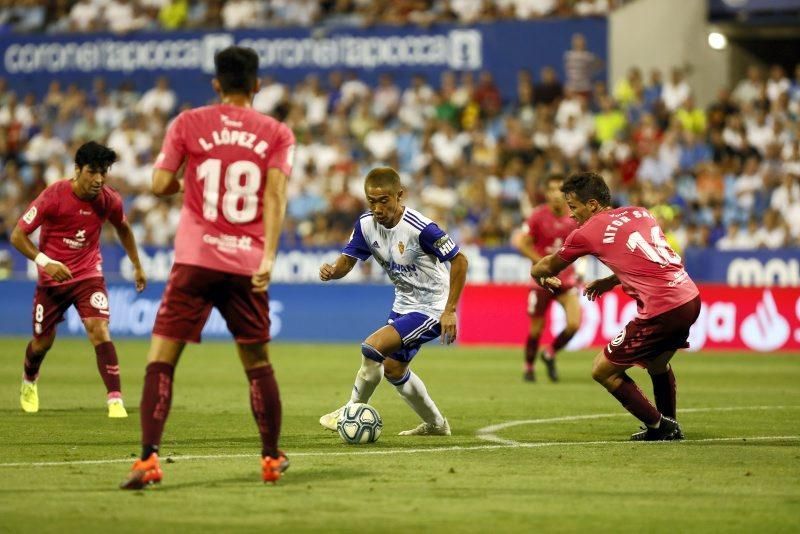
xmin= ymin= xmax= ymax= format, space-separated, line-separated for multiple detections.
xmin=152 ymin=263 xmax=270 ymax=344
xmin=33 ymin=277 xmax=110 ymax=338
xmin=528 ymin=286 xmax=577 ymax=318
xmin=604 ymin=295 xmax=702 ymax=367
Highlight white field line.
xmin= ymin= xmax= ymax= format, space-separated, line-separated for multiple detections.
xmin=0 ymin=405 xmax=797 ymax=469
xmin=0 ymin=436 xmax=798 ymax=469
xmin=476 ymin=405 xmax=800 ymax=445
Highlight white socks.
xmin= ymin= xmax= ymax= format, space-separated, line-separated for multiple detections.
xmin=393 ymin=371 xmax=445 ymax=427
xmin=349 ymin=356 xmax=383 ymax=404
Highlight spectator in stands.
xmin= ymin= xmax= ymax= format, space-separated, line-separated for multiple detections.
xmin=733 ymin=65 xmax=764 ymax=105
xmin=25 ymin=125 xmax=66 ymax=165
xmin=137 ymin=77 xmax=177 ymax=117
xmin=661 ymin=67 xmax=691 ymax=112
xmin=533 ymin=65 xmax=563 ymax=107
xmin=675 ymin=96 xmax=706 ymax=134
xmin=564 ymin=32 xmax=602 ymax=99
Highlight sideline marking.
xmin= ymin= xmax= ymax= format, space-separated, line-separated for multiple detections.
xmin=1 ymin=406 xmax=798 ymax=469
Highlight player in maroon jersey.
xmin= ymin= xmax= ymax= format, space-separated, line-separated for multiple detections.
xmin=511 ymin=175 xmax=581 ymax=382
xmin=121 ymin=47 xmax=295 ymax=489
xmin=531 ymin=172 xmax=700 ymax=441
xmin=10 ymin=141 xmax=146 ymax=418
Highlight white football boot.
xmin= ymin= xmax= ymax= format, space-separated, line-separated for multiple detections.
xmin=398 ymin=418 xmax=451 ymax=436
xmin=319 ymin=405 xmax=346 ymax=431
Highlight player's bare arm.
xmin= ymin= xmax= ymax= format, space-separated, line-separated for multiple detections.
xmin=531 ymin=253 xmax=571 ymax=292
xmin=9 ymin=225 xmax=73 ymax=283
xmin=252 ymin=168 xmax=289 ymax=292
xmin=440 ymin=252 xmax=468 ymax=345
xmin=112 ymin=220 xmax=147 ymax=293
xmin=583 ymin=274 xmax=620 ymax=301
xmin=319 ymin=254 xmax=358 ymax=281
xmin=510 ymin=229 xmax=542 ymax=263
xmin=152 ymin=168 xmax=182 ymax=197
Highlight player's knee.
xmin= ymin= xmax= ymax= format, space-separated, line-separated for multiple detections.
xmin=85 ymin=320 xmax=110 ymax=344
xmin=383 ymin=366 xmax=406 ymax=383
xmin=564 ymin=323 xmax=580 ymax=337
xmin=590 ymin=363 xmax=607 ymax=384
xmin=529 ymin=320 xmax=544 ymax=337
xmin=361 ymin=343 xmax=385 ymax=363
xmin=31 ymin=337 xmax=53 ymax=354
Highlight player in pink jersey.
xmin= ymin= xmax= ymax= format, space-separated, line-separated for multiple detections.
xmin=531 ymin=172 xmax=700 ymax=441
xmin=511 ymin=175 xmax=580 ymax=382
xmin=10 ymin=141 xmax=146 ymax=418
xmin=121 ymin=47 xmax=295 ymax=490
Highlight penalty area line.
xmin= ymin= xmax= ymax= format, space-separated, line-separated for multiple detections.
xmin=0 ymin=435 xmax=798 ymax=469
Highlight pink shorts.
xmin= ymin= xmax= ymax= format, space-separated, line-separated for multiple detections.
xmin=153 ymin=263 xmax=270 ymax=344
xmin=604 ymin=296 xmax=701 ymax=367
xmin=33 ymin=277 xmax=109 ymax=338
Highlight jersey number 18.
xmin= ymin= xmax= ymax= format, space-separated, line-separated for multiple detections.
xmin=197 ymin=158 xmax=261 ymax=224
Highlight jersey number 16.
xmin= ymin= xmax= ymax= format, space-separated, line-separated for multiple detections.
xmin=197 ymin=158 xmax=261 ymax=224
xmin=626 ymin=226 xmax=681 ymax=267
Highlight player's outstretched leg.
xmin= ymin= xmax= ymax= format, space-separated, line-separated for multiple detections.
xmin=387 ymin=366 xmax=450 ymax=437
xmin=649 ymin=365 xmax=677 ymax=419
xmin=85 ymin=319 xmax=127 ymax=418
xmin=591 ymin=352 xmax=682 ymax=441
xmin=20 ymin=341 xmax=48 ymax=413
xmin=539 ymin=327 xmax=576 ymax=383
xmin=320 ymin=343 xmax=384 ymax=431
xmin=121 ymin=355 xmax=175 ymax=490
xmin=94 ymin=341 xmax=127 ymax=418
xmin=524 ymin=334 xmax=539 ymax=382
xmin=244 ymin=362 xmax=288 ymax=483
xmin=539 ymin=293 xmax=581 ymax=383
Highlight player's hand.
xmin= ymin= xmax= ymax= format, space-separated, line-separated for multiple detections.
xmin=439 ymin=309 xmax=457 ymax=345
xmin=319 ymin=263 xmax=336 ymax=282
xmin=535 ymin=276 xmax=561 ymax=294
xmin=252 ymin=257 xmax=274 ymax=292
xmin=583 ymin=276 xmax=617 ymax=301
xmin=133 ymin=265 xmax=147 ymax=293
xmin=43 ymin=261 xmax=73 ymax=283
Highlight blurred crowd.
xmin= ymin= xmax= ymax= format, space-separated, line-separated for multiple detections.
xmin=0 ymin=30 xmax=799 ymax=251
xmin=0 ymin=0 xmax=618 ymax=34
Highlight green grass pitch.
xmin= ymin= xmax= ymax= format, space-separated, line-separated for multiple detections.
xmin=0 ymin=338 xmax=798 ymax=533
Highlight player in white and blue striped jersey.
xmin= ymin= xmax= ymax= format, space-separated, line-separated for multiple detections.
xmin=318 ymin=167 xmax=468 ymax=436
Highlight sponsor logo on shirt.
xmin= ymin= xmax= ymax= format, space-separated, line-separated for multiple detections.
xmin=220 ymin=114 xmax=243 ymax=128
xmin=378 ymin=259 xmax=418 ymax=275
xmin=202 ymin=233 xmax=253 ymax=253
xmin=433 ymin=234 xmax=455 ymax=256
xmin=63 ymin=229 xmax=88 ymax=249
xmin=79 ymin=209 xmax=93 ymax=216
xmin=371 ymin=240 xmax=380 ymax=249
xmin=22 ymin=206 xmax=37 ymax=224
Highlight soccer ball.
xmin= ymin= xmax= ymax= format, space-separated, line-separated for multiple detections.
xmin=337 ymin=403 xmax=383 ymax=444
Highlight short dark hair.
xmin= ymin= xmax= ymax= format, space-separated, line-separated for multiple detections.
xmin=365 ymin=167 xmax=401 ymax=191
xmin=561 ymin=172 xmax=611 ymax=206
xmin=214 ymin=46 xmax=259 ymax=95
xmin=74 ymin=141 xmax=117 ymax=173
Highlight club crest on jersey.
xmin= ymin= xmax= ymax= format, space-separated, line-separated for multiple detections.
xmin=398 ymin=241 xmax=405 ymax=254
